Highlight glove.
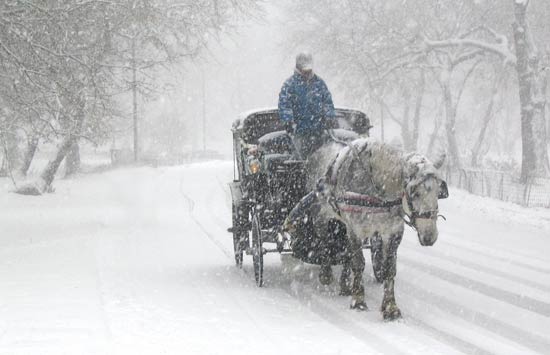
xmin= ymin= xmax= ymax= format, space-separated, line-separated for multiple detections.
xmin=322 ymin=117 xmax=337 ymax=130
xmin=282 ymin=218 xmax=297 ymax=234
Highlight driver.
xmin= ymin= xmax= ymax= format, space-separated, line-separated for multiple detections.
xmin=278 ymin=52 xmax=336 ymax=159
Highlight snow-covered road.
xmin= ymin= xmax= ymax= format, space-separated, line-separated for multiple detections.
xmin=1 ymin=161 xmax=549 ymax=355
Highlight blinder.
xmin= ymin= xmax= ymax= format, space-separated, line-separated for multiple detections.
xmin=408 ymin=175 xmax=448 ymax=200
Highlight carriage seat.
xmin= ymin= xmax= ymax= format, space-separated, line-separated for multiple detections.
xmin=257 ymin=128 xmax=359 ymax=158
xmin=258 ymin=131 xmax=292 ymax=155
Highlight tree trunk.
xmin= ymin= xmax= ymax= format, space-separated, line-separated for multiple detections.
xmin=513 ymin=1 xmax=550 ymax=181
xmin=0 ymin=129 xmax=20 ymax=176
xmin=471 ymin=75 xmax=499 ymax=167
xmin=19 ymin=136 xmax=39 ymax=176
xmin=132 ymin=36 xmax=139 ymax=162
xmin=39 ymin=134 xmax=79 ymax=192
xmin=442 ymin=79 xmax=462 ymax=169
xmin=379 ymin=101 xmax=385 ymax=142
xmin=426 ymin=98 xmax=443 ymax=155
xmin=15 ymin=112 xmax=84 ymax=195
xmin=411 ymin=70 xmax=425 ymax=152
xmin=65 ymin=141 xmax=80 ymax=176
xmin=401 ymin=99 xmax=412 ymax=151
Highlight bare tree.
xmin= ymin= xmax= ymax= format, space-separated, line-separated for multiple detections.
xmin=1 ymin=0 xmax=259 ymax=194
xmin=104 ymin=0 xmax=259 ymax=161
xmin=1 ymin=1 xmax=120 ymax=194
xmin=512 ymin=0 xmax=550 ymax=180
xmin=285 ymin=0 xmax=550 ymax=179
xmin=285 ymin=0 xmax=511 ymax=168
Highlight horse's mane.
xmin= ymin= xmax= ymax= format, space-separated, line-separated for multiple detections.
xmin=356 ymin=139 xmax=405 ymax=200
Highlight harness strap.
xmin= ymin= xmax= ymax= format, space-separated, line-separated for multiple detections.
xmin=325 ymin=145 xmax=350 ymax=185
xmin=323 ymin=138 xmax=399 ymax=215
xmin=326 ymin=139 xmax=370 ymax=185
xmin=336 ymin=192 xmax=402 ymax=208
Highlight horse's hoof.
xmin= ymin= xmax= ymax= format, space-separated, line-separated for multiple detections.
xmin=350 ymin=300 xmax=368 ymax=311
xmin=339 ymin=287 xmax=352 ymax=296
xmin=382 ymin=307 xmax=402 ymax=321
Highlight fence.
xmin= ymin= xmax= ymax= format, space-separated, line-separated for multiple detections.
xmin=444 ymin=168 xmax=550 ymax=208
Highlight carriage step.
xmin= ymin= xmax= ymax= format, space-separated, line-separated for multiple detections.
xmin=264 ymin=248 xmax=292 ymax=253
xmin=227 ymin=224 xmax=251 ymax=233
xmin=245 ymin=247 xmax=278 ymax=256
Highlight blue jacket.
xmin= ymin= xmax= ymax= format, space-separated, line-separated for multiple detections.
xmin=278 ymin=71 xmax=335 ymax=135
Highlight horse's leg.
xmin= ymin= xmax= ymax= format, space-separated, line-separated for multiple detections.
xmin=319 ymin=263 xmax=334 ymax=285
xmin=317 ymin=218 xmax=334 ymax=286
xmin=380 ymin=232 xmax=403 ymax=320
xmin=329 ymin=219 xmax=351 ymax=295
xmin=339 ymin=258 xmax=352 ymax=296
xmin=348 ymin=231 xmax=367 ymax=310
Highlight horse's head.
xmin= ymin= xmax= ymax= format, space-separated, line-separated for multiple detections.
xmin=403 ymin=153 xmax=448 ymax=246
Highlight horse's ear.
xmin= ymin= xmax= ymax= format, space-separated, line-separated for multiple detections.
xmin=404 ymin=153 xmax=420 ymax=178
xmin=433 ymin=153 xmax=446 ymax=170
xmin=438 ymin=180 xmax=449 ymax=199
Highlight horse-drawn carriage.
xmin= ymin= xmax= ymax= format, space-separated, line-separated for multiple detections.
xmin=228 ymin=108 xmax=374 ymax=286
xmin=228 ymin=107 xmax=449 ymax=319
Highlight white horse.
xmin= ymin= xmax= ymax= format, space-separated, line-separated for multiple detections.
xmin=302 ymin=137 xmax=447 ymax=320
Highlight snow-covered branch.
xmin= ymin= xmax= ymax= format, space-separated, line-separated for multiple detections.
xmin=422 ymin=36 xmax=517 ymax=66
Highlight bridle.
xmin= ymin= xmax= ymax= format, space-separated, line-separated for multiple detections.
xmin=403 ymin=175 xmax=445 ymax=230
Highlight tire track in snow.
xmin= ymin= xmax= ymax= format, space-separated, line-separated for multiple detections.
xmin=401 ymin=316 xmax=494 ymax=355
xmin=400 ymin=240 xmax=550 ymax=293
xmin=440 ymin=212 xmax=550 ymax=265
xmin=391 ymin=279 xmax=541 ymax=355
xmin=178 ymin=176 xmax=291 ymax=351
xmin=179 ymin=177 xmax=233 ymax=260
xmin=439 ymin=236 xmax=550 ymax=274
xmin=275 ymin=272 xmax=489 ymax=355
xmin=280 ymin=285 xmax=405 ymax=355
xmin=399 ymin=256 xmax=550 ymax=317
xmin=397 ymin=278 xmax=550 ymax=354
xmin=215 ymin=174 xmax=233 ymax=211
xmin=174 ymin=177 xmax=298 ymax=354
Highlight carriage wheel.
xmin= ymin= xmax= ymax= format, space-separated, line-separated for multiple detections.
xmin=251 ymin=214 xmax=264 ymax=287
xmin=232 ymin=205 xmax=245 ymax=268
xmin=370 ymin=234 xmax=384 ymax=283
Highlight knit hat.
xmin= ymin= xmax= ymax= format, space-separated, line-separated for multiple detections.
xmin=296 ymin=52 xmax=313 ymax=71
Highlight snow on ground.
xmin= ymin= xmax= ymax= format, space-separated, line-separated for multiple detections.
xmin=0 ymin=160 xmax=549 ymax=354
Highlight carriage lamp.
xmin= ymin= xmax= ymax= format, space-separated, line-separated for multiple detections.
xmin=246 ymin=145 xmax=260 ymax=174
xmin=249 ymin=158 xmax=261 ymax=174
